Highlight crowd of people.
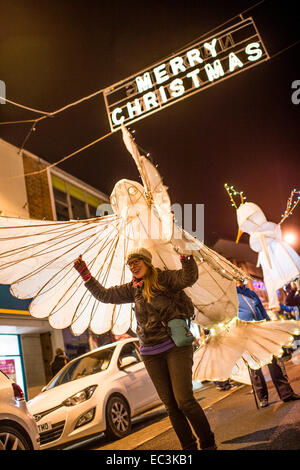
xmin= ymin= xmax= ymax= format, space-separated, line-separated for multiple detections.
xmin=280 ymin=281 xmax=300 ymax=320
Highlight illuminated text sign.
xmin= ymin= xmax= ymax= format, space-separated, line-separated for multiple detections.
xmin=104 ymin=18 xmax=269 ymax=131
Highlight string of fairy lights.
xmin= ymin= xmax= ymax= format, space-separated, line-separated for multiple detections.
xmin=225 ymin=183 xmax=300 ymax=225
xmin=224 ymin=183 xmax=247 ymax=209
xmin=279 ymin=189 xmax=300 ymax=225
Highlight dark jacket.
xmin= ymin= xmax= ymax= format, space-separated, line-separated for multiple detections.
xmin=51 ymin=354 xmax=67 ymax=377
xmin=85 ymin=256 xmax=198 ymax=346
xmin=236 ymin=286 xmax=270 ymax=322
xmin=286 ymin=291 xmax=300 ymax=309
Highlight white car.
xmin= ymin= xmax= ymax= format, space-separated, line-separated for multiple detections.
xmin=28 ymin=338 xmax=162 ymax=449
xmin=0 ymin=370 xmax=40 ymax=450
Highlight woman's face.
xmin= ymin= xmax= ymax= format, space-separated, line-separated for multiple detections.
xmin=128 ymin=258 xmax=148 ymax=278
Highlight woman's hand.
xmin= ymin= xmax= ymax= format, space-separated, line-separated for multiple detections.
xmin=74 ymin=255 xmax=86 ymax=272
xmin=74 ymin=255 xmax=92 ymax=282
xmin=173 ymin=246 xmax=194 ymax=258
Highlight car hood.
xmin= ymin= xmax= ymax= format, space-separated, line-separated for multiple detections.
xmin=27 ymin=372 xmax=107 ymax=414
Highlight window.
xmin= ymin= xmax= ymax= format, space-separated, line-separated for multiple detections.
xmin=70 ymin=196 xmax=87 ymax=220
xmin=119 ymin=341 xmax=141 ymax=365
xmin=46 ymin=346 xmax=116 ymax=389
xmin=51 ymin=174 xmax=107 ymax=221
xmin=53 ymin=187 xmax=69 ymax=220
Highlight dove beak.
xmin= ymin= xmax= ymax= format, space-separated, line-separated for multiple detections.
xmin=236 ymin=229 xmax=243 ymax=244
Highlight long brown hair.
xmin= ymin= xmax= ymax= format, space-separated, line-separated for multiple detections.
xmin=142 ymin=260 xmax=165 ymax=303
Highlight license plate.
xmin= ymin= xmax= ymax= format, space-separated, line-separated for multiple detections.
xmin=38 ymin=422 xmax=52 ymax=433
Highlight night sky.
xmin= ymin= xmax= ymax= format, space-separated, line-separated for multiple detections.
xmin=1 ymin=0 xmax=300 ymax=252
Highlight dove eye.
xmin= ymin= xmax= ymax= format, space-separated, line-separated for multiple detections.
xmin=128 ymin=187 xmax=137 ymax=195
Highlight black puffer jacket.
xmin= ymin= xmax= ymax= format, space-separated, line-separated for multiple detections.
xmin=85 ymin=256 xmax=198 ymax=346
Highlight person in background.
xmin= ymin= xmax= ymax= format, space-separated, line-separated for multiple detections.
xmin=236 ymin=280 xmax=300 ymax=408
xmin=280 ymin=304 xmax=300 ymax=321
xmin=285 ymin=282 xmax=300 ymax=309
xmin=213 ymin=380 xmax=232 ymax=391
xmin=50 ymin=348 xmax=68 ymax=377
xmin=281 ymin=282 xmax=300 ymax=349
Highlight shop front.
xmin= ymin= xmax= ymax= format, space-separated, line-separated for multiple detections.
xmin=0 ymin=334 xmax=26 ymax=397
xmin=0 ymin=285 xmax=65 ymax=399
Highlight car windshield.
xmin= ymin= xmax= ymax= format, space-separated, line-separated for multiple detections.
xmin=45 ymin=346 xmax=116 ymax=390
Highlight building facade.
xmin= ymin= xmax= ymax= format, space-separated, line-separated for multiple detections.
xmin=0 ymin=138 xmax=110 ymax=399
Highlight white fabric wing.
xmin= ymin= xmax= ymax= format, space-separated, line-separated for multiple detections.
xmin=192 ymin=318 xmax=300 ymax=382
xmin=0 ymin=214 xmax=136 ymax=336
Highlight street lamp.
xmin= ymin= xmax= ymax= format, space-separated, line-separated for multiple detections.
xmin=284 ymin=232 xmax=297 ymax=245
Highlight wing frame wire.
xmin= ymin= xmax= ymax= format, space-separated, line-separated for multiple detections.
xmin=7 ymin=217 xmax=119 ymax=289
xmin=42 ymin=218 xmax=122 ymax=321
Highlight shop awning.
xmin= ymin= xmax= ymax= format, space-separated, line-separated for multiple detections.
xmin=0 ymin=285 xmax=30 ymax=315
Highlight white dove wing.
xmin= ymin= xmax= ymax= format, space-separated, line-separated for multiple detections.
xmin=37 ymin=218 xmax=135 ymax=336
xmin=0 ymin=216 xmax=118 ymax=287
xmin=0 ymin=218 xmax=89 ymax=284
xmin=0 ymin=214 xmax=139 ymax=336
xmin=192 ymin=318 xmax=300 ymax=382
xmin=89 ymin=223 xmax=136 ymax=336
xmin=30 ymin=222 xmax=120 ymax=332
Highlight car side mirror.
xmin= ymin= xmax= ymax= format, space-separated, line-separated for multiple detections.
xmin=120 ymin=356 xmax=138 ymax=368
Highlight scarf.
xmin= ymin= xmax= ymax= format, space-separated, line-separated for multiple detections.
xmin=132 ymin=277 xmax=144 ymax=289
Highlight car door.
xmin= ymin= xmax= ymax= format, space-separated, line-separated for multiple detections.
xmin=117 ymin=341 xmax=159 ymax=411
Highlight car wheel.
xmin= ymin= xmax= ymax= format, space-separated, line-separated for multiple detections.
xmin=105 ymin=395 xmax=131 ymax=440
xmin=0 ymin=424 xmax=32 ymax=450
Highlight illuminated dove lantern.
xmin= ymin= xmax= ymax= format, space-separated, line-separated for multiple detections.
xmin=233 ymin=192 xmax=300 ymax=309
xmin=0 ymin=126 xmax=246 ymax=340
xmin=0 ymin=130 xmax=300 ymax=384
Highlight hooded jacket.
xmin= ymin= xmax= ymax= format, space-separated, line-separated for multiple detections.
xmin=85 ymin=256 xmax=198 ymax=346
xmin=236 ymin=285 xmax=270 ymax=322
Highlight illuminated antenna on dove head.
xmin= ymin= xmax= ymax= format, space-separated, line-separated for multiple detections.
xmin=224 ymin=183 xmax=246 ymax=209
xmin=279 ymin=189 xmax=300 ymax=225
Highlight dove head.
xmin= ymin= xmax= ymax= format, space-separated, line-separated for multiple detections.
xmin=236 ymin=202 xmax=267 ymax=235
xmin=110 ymin=179 xmax=149 ymax=219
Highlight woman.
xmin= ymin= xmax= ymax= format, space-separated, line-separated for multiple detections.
xmin=74 ymin=247 xmax=216 ymax=450
xmin=50 ymin=348 xmax=68 ymax=378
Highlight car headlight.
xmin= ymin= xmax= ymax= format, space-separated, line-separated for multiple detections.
xmin=75 ymin=407 xmax=96 ymax=429
xmin=62 ymin=385 xmax=97 ymax=407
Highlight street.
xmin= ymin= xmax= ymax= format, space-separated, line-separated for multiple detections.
xmin=64 ymin=350 xmax=300 ymax=452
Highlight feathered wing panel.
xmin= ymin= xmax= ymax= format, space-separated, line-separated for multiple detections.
xmin=0 ymin=215 xmax=117 ymax=287
xmin=192 ymin=319 xmax=300 ymax=382
xmin=171 ymin=225 xmax=246 ymax=328
xmin=88 ymin=220 xmax=136 ymax=336
xmin=0 ymin=214 xmax=136 ymax=336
